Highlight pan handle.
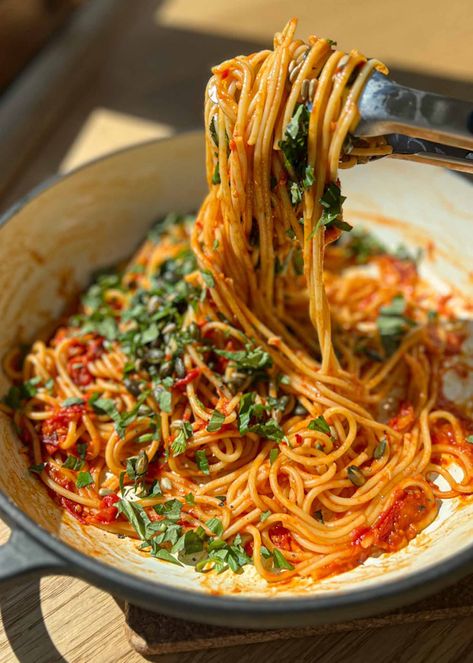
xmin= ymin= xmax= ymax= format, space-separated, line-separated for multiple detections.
xmin=0 ymin=528 xmax=67 ymax=588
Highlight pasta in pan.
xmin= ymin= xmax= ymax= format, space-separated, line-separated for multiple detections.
xmin=3 ymin=19 xmax=472 ymax=583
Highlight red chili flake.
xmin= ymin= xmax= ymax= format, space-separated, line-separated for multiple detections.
xmin=295 ymin=434 xmax=303 ymax=446
xmin=221 ymin=68 xmax=229 ymax=79
xmin=244 ymin=540 xmax=254 ymax=557
xmin=173 ymin=368 xmax=201 ymax=391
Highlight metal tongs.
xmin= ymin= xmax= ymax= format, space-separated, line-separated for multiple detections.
xmin=355 ymin=71 xmax=473 ymax=174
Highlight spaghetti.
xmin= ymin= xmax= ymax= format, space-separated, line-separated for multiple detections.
xmin=3 ymin=19 xmax=473 ymax=583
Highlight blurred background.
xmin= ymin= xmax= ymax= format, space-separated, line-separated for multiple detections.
xmin=0 ymin=0 xmax=472 ymax=210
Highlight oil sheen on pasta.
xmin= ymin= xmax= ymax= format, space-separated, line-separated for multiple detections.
xmin=3 ymin=19 xmax=473 ymax=583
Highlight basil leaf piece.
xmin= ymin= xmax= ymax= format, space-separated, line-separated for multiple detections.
xmin=216 ymin=342 xmax=272 ymax=373
xmin=207 ymin=410 xmax=225 ymax=433
xmin=195 ymin=449 xmax=210 ymax=475
xmin=62 ymin=397 xmax=85 ymax=407
xmin=76 ymin=471 xmax=94 ymax=488
xmin=269 ymin=447 xmax=279 ymax=465
xmin=171 ymin=421 xmax=193 ymax=456
xmin=201 ymin=270 xmax=215 ymax=288
xmin=205 ymin=517 xmax=224 ymax=537
xmin=316 ymin=182 xmax=348 ymax=232
xmin=63 ymin=455 xmax=84 ymax=471
xmin=117 ymin=499 xmax=152 ymax=540
xmin=308 ymin=416 xmax=331 ymax=435
xmin=377 ymin=294 xmax=416 ymax=357
xmin=273 ymin=548 xmax=294 ymax=570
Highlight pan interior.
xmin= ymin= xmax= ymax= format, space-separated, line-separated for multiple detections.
xmin=1 ymin=134 xmax=473 ymax=597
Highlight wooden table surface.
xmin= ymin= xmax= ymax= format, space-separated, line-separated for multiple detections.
xmin=1 ymin=1 xmax=473 ymax=661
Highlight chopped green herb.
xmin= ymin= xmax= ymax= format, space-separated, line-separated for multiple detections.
xmin=62 ymin=397 xmax=85 ymax=407
xmin=260 ymin=510 xmax=271 ymax=522
xmin=212 ymin=161 xmax=221 ymax=185
xmin=205 ymin=517 xmax=224 ymax=537
xmin=317 ymin=183 xmax=348 ymax=232
xmin=247 ymin=419 xmax=285 ymax=442
xmin=138 ymin=433 xmax=154 ymax=443
xmin=345 ymin=229 xmax=386 ymax=264
xmin=171 ymin=421 xmax=193 ymax=456
xmin=76 ymin=471 xmax=94 ymax=488
xmin=63 ymin=455 xmax=84 ymax=471
xmin=216 ymin=342 xmax=272 ymax=373
xmin=155 ymin=386 xmax=172 ymax=414
xmin=377 ymin=294 xmax=416 ymax=357
xmin=279 ymin=104 xmax=310 ymax=178
xmin=77 ymin=442 xmax=87 ymax=460
xmin=207 ymin=410 xmax=225 ymax=433
xmin=117 ymin=499 xmax=151 ymax=539
xmin=201 ymin=270 xmax=215 ymax=288
xmin=466 ymin=435 xmax=473 ymax=445
xmin=260 ymin=545 xmax=272 ymax=559
xmin=154 ymin=548 xmax=184 ymax=566
xmin=209 ymin=116 xmax=219 ymax=146
xmin=273 ymin=548 xmax=294 ymax=570
xmin=195 ymin=449 xmax=210 ymax=475
xmin=269 ymin=447 xmax=279 ymax=465
xmin=308 ymin=416 xmax=331 ymax=435
xmin=185 ymin=492 xmax=195 ymax=504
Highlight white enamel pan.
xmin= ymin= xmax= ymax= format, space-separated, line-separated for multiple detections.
xmin=0 ymin=132 xmax=472 ymax=628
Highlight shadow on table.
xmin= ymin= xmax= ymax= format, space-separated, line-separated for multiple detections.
xmin=0 ymin=578 xmax=67 ymax=663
